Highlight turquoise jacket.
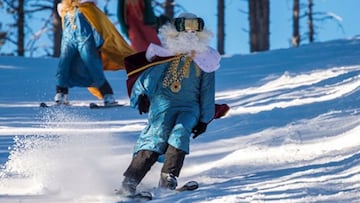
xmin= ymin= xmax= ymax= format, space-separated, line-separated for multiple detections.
xmin=130 ymin=56 xmax=215 ymax=154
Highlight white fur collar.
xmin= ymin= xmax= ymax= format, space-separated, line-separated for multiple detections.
xmin=145 ymin=43 xmax=220 ymax=73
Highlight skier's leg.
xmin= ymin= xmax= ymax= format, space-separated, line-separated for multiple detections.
xmin=55 ymin=39 xmax=76 ymax=104
xmin=99 ymin=80 xmax=117 ymax=105
xmin=161 ymin=145 xmax=186 ymax=177
xmin=54 ymin=86 xmax=69 ymax=104
xmin=167 ymin=111 xmax=197 ymax=155
xmin=159 ymin=112 xmax=197 ymax=189
xmin=122 ymin=150 xmax=160 ymax=194
xmin=56 ymin=40 xmax=76 ymax=88
xmin=159 ymin=145 xmax=186 ymax=190
xmin=78 ymin=36 xmax=106 ymax=88
xmin=78 ymin=36 xmax=117 ymax=104
xmin=99 ymin=80 xmax=113 ymax=95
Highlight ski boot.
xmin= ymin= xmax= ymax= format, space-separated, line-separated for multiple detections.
xmin=103 ymin=94 xmax=118 ymax=106
xmin=54 ymin=93 xmax=69 ymax=105
xmin=159 ymin=172 xmax=178 ymax=190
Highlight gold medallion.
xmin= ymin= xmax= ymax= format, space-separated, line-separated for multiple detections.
xmin=170 ymin=81 xmax=181 ymax=93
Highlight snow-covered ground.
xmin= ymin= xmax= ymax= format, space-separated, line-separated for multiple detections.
xmin=1 ymin=37 xmax=360 ymax=202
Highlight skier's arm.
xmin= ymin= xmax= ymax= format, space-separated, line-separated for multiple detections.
xmin=130 ymin=64 xmax=166 ymax=112
xmin=130 ymin=72 xmax=150 ymax=109
xmin=192 ymin=71 xmax=215 ymax=139
xmin=199 ymin=71 xmax=215 ymax=124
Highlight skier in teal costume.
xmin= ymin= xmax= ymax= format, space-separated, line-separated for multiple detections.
xmin=130 ymin=55 xmax=215 ymax=154
xmin=120 ymin=12 xmax=224 ymax=195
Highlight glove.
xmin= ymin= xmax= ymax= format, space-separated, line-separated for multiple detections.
xmin=138 ymin=94 xmax=150 ymax=115
xmin=192 ymin=122 xmax=207 ymax=139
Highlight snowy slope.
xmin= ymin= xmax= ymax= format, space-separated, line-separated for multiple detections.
xmin=1 ymin=38 xmax=360 ymax=202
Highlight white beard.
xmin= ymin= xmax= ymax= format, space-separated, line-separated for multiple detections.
xmin=159 ymin=24 xmax=213 ymax=55
xmin=148 ymin=23 xmax=220 ymax=73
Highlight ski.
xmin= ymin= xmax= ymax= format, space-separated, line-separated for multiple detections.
xmin=114 ymin=181 xmax=197 ymax=202
xmin=39 ymin=102 xmax=71 ymax=108
xmin=176 ymin=180 xmax=199 ymax=192
xmin=128 ymin=191 xmax=153 ymax=201
xmin=115 ymin=190 xmax=152 ymax=202
xmin=89 ymin=102 xmax=124 ymax=109
xmin=39 ymin=102 xmax=124 ymax=109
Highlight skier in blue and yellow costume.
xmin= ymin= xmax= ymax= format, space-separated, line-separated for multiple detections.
xmin=119 ymin=13 xmax=228 ymax=195
xmin=55 ymin=0 xmax=134 ymax=105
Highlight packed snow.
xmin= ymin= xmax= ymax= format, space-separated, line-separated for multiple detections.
xmin=1 ymin=37 xmax=360 ymax=202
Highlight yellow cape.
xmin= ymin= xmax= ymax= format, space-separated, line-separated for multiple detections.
xmin=78 ymin=3 xmax=135 ymax=99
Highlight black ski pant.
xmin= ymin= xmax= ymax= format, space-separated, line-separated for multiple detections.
xmin=123 ymin=144 xmax=186 ymax=184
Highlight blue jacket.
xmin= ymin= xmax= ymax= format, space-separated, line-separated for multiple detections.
xmin=130 ymin=55 xmax=215 ymax=154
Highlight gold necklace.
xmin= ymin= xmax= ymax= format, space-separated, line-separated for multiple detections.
xmin=162 ymin=54 xmax=193 ymax=93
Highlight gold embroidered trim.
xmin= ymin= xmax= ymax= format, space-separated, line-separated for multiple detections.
xmin=162 ymin=54 xmax=194 ymax=92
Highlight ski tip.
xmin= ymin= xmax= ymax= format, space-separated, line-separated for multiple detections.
xmin=89 ymin=102 xmax=98 ymax=108
xmin=135 ymin=191 xmax=153 ymax=201
xmin=115 ymin=189 xmax=152 ymax=201
xmin=39 ymin=102 xmax=48 ymax=108
xmin=39 ymin=102 xmax=73 ymax=108
xmin=176 ymin=180 xmax=199 ymax=192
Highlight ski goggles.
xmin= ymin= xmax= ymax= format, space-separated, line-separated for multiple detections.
xmin=173 ymin=17 xmax=205 ymax=32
